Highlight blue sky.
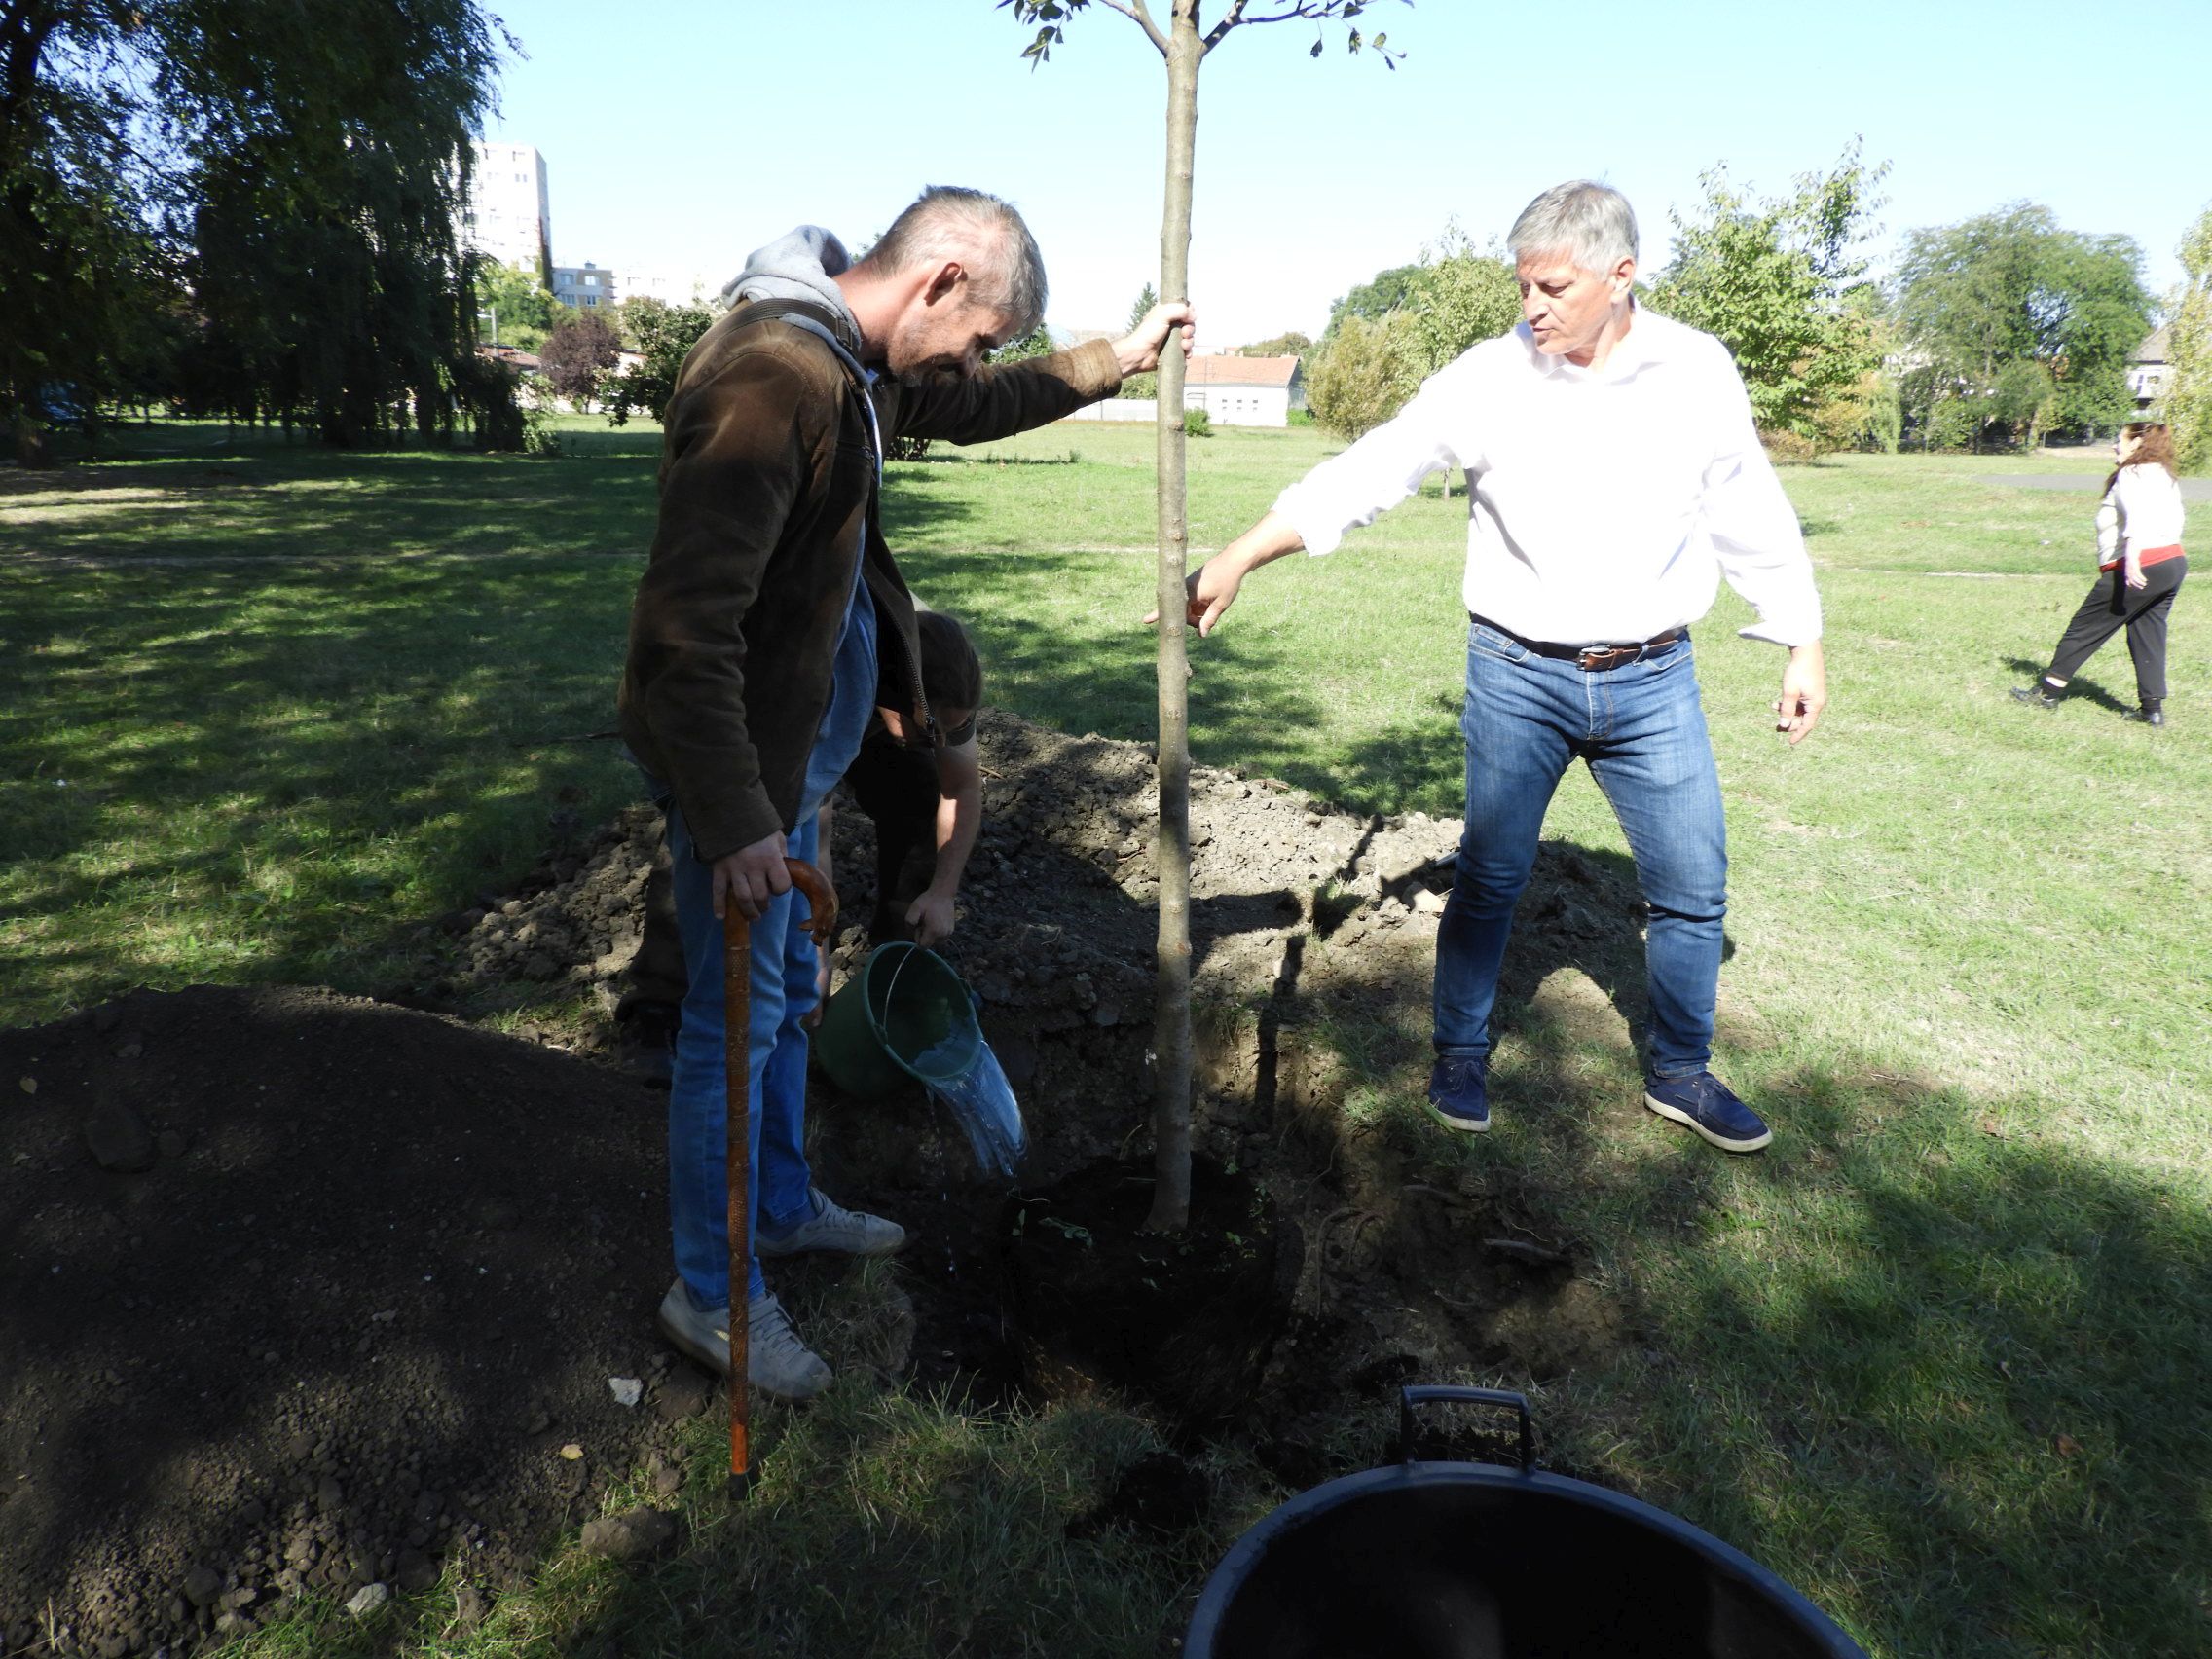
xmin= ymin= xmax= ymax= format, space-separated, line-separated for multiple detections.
xmin=483 ymin=0 xmax=2209 ymax=347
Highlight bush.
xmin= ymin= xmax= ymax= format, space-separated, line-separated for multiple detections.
xmin=1760 ymin=429 xmax=1823 ymax=464
xmin=1183 ymin=407 xmax=1212 ymax=438
xmin=1286 ymin=407 xmax=1314 ymax=427
xmin=1305 ymin=313 xmax=1414 ymax=440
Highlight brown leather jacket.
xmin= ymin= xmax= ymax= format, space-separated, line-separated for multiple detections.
xmin=617 ymin=298 xmax=1120 ymax=863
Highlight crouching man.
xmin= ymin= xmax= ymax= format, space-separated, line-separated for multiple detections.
xmin=618 ymin=186 xmax=1192 ymax=1397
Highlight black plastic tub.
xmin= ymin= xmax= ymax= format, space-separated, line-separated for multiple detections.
xmin=1188 ymin=1387 xmax=1866 ymax=1659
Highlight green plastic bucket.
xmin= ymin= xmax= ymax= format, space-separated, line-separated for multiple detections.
xmin=815 ymin=942 xmax=982 ymax=1099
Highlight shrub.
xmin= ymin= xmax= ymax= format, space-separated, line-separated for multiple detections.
xmin=1305 ymin=313 xmax=1413 ymax=440
xmin=1183 ymin=407 xmax=1212 ymax=438
xmin=1760 ymin=429 xmax=1822 ymax=464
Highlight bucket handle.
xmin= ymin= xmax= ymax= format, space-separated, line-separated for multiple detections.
xmin=1398 ymin=1385 xmax=1536 ymax=1472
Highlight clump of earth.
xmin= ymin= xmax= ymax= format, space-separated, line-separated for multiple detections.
xmin=1 ymin=711 xmax=1641 ymax=1657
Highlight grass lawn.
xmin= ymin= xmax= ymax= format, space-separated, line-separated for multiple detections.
xmin=5 ymin=419 xmax=2209 ymax=1657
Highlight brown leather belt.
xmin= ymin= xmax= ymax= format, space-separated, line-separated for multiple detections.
xmin=1470 ymin=612 xmax=1686 ymax=672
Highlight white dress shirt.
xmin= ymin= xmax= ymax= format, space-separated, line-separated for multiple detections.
xmin=1273 ymin=306 xmax=1823 ymax=647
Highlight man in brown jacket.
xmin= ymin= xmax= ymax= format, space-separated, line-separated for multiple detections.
xmin=619 ymin=186 xmax=1192 ymax=1398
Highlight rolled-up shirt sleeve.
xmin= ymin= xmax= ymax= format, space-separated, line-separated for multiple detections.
xmin=1272 ymin=370 xmax=1463 ymax=557
xmin=1701 ymin=369 xmax=1824 ymax=647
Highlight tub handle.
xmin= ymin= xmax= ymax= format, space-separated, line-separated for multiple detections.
xmin=1398 ymin=1385 xmax=1536 ymax=1471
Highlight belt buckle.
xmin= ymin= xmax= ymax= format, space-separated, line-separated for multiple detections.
xmin=1576 ymin=644 xmax=1636 ymax=671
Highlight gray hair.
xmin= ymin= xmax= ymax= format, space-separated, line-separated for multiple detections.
xmin=1507 ymin=181 xmax=1639 ymax=276
xmin=859 ymin=185 xmax=1048 ymax=336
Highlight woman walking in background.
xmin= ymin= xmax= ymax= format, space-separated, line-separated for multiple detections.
xmin=2013 ymin=422 xmax=2188 ymax=726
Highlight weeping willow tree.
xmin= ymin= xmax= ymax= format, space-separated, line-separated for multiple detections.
xmin=0 ymin=0 xmax=507 ymax=458
xmin=1003 ymin=0 xmax=1408 ymax=1231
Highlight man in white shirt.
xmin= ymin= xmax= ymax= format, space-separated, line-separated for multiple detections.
xmin=1178 ymin=180 xmax=1826 ymax=1151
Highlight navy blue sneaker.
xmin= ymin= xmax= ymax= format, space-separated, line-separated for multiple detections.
xmin=1428 ymin=1056 xmax=1490 ymax=1133
xmin=1643 ymin=1072 xmax=1770 ymax=1153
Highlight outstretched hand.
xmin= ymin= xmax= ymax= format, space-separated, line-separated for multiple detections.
xmin=1114 ymin=301 xmax=1197 ymax=378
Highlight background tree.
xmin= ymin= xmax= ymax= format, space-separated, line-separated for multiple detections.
xmin=1 ymin=0 xmax=504 ymax=458
xmin=474 ymin=261 xmax=561 ymax=353
xmin=540 ymin=307 xmax=620 ymax=410
xmin=1388 ymin=236 xmax=1518 ymax=382
xmin=2164 ymin=203 xmax=2212 ymax=470
xmin=1007 ymin=0 xmax=1407 ymax=1233
xmin=1894 ymin=203 xmax=2151 ymax=450
xmin=1302 ymin=235 xmax=1516 ymax=439
xmin=602 ymin=295 xmax=718 ymax=425
xmin=1646 ymin=142 xmax=1888 ymax=444
xmin=1303 ymin=312 xmax=1408 ymax=438
xmin=1324 ymin=260 xmax=1422 ymax=334
xmin=1238 ymin=329 xmax=1310 ymax=356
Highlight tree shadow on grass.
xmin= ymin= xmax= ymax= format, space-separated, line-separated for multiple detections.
xmin=0 ymin=446 xmax=992 ymax=1018
xmin=1253 ymin=926 xmax=2212 ymax=1659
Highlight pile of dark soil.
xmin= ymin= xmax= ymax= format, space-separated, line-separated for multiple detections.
xmin=0 ymin=987 xmax=685 ymax=1657
xmin=2 ymin=711 xmax=1645 ymax=1657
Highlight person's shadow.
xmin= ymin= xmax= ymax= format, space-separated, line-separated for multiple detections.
xmin=2002 ymin=654 xmax=2132 ymax=715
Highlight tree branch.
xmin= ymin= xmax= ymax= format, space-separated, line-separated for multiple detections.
xmin=1103 ymin=0 xmax=1170 ymax=54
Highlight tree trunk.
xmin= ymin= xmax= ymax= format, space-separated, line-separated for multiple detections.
xmin=1144 ymin=4 xmax=1201 ymax=1235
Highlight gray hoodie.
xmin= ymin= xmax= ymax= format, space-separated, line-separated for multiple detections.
xmin=720 ymin=226 xmax=863 ymax=349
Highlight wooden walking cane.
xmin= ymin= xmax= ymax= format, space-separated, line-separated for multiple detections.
xmin=722 ymin=857 xmax=837 ymax=1497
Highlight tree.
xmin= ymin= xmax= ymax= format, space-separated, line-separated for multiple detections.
xmin=540 ymin=307 xmax=620 ymax=410
xmin=1646 ymin=142 xmax=1888 ymax=442
xmin=1388 ymin=237 xmax=1518 ymax=383
xmin=1304 ymin=312 xmax=1410 ymax=439
xmin=474 ymin=260 xmax=561 ymax=353
xmin=1325 ymin=261 xmax=1422 ymax=335
xmin=1894 ymin=203 xmax=2152 ymax=449
xmin=1238 ymin=329 xmax=1310 ymax=357
xmin=1301 ymin=236 xmax=1517 ymax=438
xmin=2165 ymin=203 xmax=2212 ymax=470
xmin=1127 ymin=281 xmax=1159 ymax=331
xmin=1007 ymin=0 xmax=1407 ymax=1233
xmin=603 ymin=296 xmax=717 ymax=425
xmin=3 ymin=0 xmax=504 ymax=456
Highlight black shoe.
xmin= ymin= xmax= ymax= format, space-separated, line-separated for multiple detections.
xmin=2127 ymin=706 xmax=2166 ymax=727
xmin=615 ymin=1004 xmax=680 ymax=1088
xmin=2009 ymin=684 xmax=2060 ymax=711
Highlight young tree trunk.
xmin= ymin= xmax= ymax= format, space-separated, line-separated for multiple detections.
xmin=1144 ymin=4 xmax=1201 ymax=1235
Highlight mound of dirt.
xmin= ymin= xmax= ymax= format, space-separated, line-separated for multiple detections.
xmin=2 ymin=710 xmax=1645 ymax=1657
xmin=0 ymin=987 xmax=687 ymax=1658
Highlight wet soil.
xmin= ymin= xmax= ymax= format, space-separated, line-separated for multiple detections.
xmin=1 ymin=710 xmax=1646 ymax=1657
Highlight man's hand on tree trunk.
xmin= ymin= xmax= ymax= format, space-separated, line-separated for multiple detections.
xmin=1115 ymin=301 xmax=1198 ymax=377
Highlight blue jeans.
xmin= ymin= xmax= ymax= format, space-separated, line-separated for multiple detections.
xmin=666 ymin=807 xmax=822 ymax=1308
xmin=1435 ymin=621 xmax=1727 ymax=1081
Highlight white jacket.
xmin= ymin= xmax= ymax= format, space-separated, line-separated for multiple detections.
xmin=2095 ymin=463 xmax=2187 ymax=565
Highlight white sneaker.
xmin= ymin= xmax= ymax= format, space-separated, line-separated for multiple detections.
xmin=655 ymin=1280 xmax=832 ymax=1401
xmin=756 ymin=1188 xmax=907 ymax=1258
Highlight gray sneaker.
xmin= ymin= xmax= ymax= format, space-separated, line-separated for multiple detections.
xmin=756 ymin=1188 xmax=907 ymax=1259
xmin=655 ymin=1279 xmax=832 ymax=1401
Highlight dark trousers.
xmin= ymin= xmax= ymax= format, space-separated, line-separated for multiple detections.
xmin=619 ymin=738 xmax=939 ymax=1023
xmin=2046 ymin=558 xmax=2188 ymax=702
xmin=844 ymin=733 xmax=937 ymax=927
